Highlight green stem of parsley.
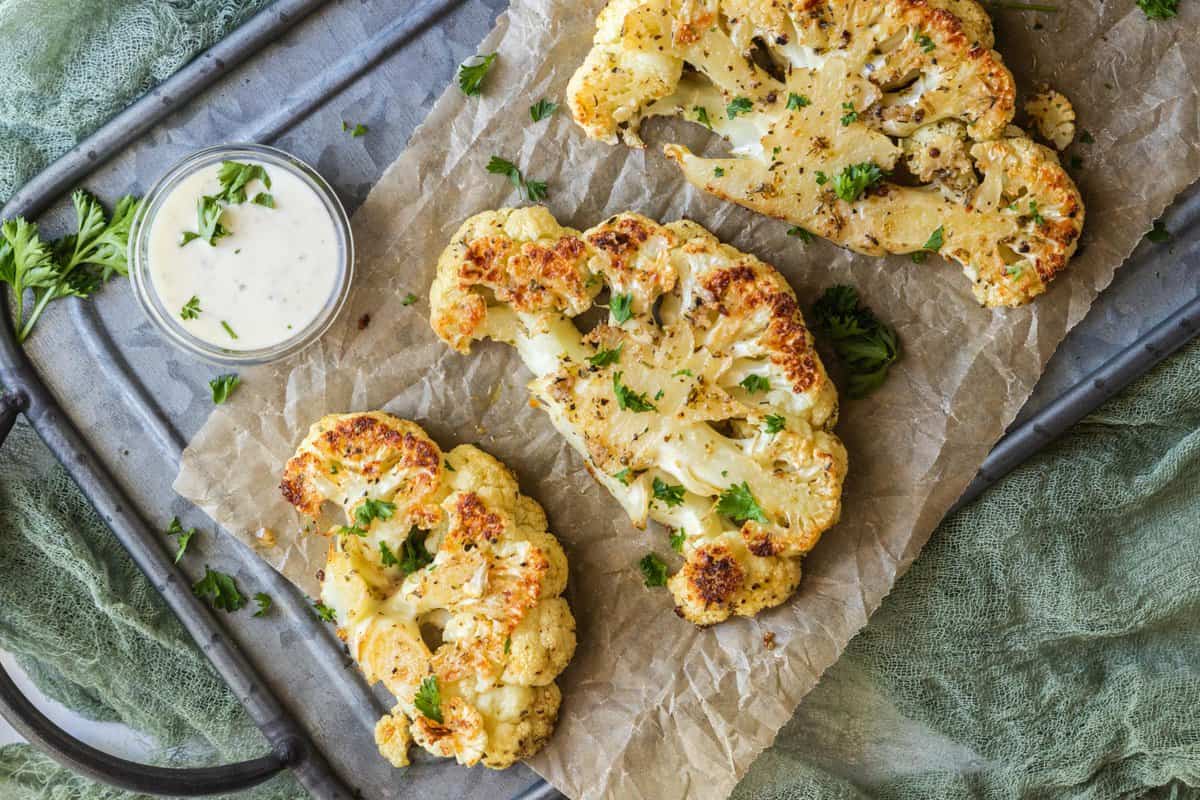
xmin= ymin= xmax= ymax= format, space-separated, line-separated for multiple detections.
xmin=18 ymin=291 xmax=54 ymax=343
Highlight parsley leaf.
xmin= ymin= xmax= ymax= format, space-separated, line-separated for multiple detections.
xmin=350 ymin=123 xmax=368 ymax=138
xmin=401 ymin=292 xmax=418 ymax=306
xmin=180 ymin=295 xmax=202 ymax=320
xmin=1146 ymin=220 xmax=1170 ymax=243
xmin=763 ymin=414 xmax=786 ymax=435
xmin=251 ymin=192 xmax=275 ymax=208
xmin=832 ymin=162 xmax=886 ymax=202
xmin=815 ymin=171 xmax=829 ymax=185
xmin=609 ymin=293 xmax=633 ymax=324
xmin=726 ymin=96 xmax=753 ymax=119
xmin=313 ymin=601 xmax=337 ymax=623
xmin=1028 ymin=201 xmax=1045 ymax=226
xmin=486 ymin=156 xmax=549 ymax=202
xmin=786 ymin=93 xmax=810 ymax=110
xmin=669 ymin=528 xmax=686 ymax=553
xmin=0 ymin=220 xmax=61 ymax=341
xmin=399 ymin=527 xmax=435 ymax=575
xmin=339 ymin=525 xmax=368 ymax=537
xmin=354 ymin=498 xmax=396 ymax=528
xmin=588 ymin=344 xmax=623 ymax=367
xmin=672 ymin=369 xmax=694 ymax=377
xmin=811 ymin=285 xmax=900 ymax=398
xmin=181 ymin=195 xmax=229 ymax=247
xmin=693 ymin=106 xmax=713 ymax=129
xmin=739 ymin=374 xmax=770 ymax=393
xmin=216 ymin=161 xmax=271 ymax=205
xmin=444 ymin=459 xmax=455 ymax=471
xmin=613 ymin=468 xmax=632 ymax=485
xmin=1136 ymin=0 xmax=1177 ymax=17
xmin=652 ymin=476 xmax=686 ymax=507
xmin=638 ymin=553 xmax=669 ymax=587
xmin=787 ymin=226 xmax=814 ymax=243
xmin=253 ymin=593 xmax=272 ymax=617
xmin=193 ymin=567 xmax=247 ymax=613
xmin=530 ymin=99 xmax=559 ymax=121
xmin=166 ymin=517 xmax=197 ymax=563
xmin=915 ymin=30 xmax=936 ymax=52
xmin=458 ymin=53 xmax=497 ymax=96
xmin=221 ymin=320 xmax=238 ymax=340
xmin=840 ymin=102 xmax=859 ymax=127
xmin=911 ymin=225 xmax=944 ymax=263
xmin=414 ymin=676 xmax=443 ymax=723
xmin=613 ymin=371 xmax=657 ymax=412
xmin=379 ymin=541 xmax=400 ymax=568
xmin=713 ymin=166 xmax=725 ymax=177
xmin=504 ymin=636 xmax=512 ymax=655
xmin=717 ymin=482 xmax=768 ymax=524
xmin=209 ymin=374 xmax=241 ymax=404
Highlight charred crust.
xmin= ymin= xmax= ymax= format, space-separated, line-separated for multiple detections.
xmin=454 ymin=492 xmax=506 ymax=544
xmin=687 ymin=545 xmax=745 ymax=606
xmin=459 ymin=234 xmax=589 ymax=314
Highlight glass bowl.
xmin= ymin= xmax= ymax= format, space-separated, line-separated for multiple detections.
xmin=128 ymin=143 xmax=354 ymax=365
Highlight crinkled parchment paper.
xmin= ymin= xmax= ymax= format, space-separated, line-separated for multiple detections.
xmin=175 ymin=1 xmax=1200 ymax=797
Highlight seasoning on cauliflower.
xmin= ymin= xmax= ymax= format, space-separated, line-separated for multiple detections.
xmin=1024 ymin=87 xmax=1077 ymax=151
xmin=565 ymin=0 xmax=1085 ymax=307
xmin=430 ymin=207 xmax=847 ymax=626
xmin=280 ymin=412 xmax=576 ymax=769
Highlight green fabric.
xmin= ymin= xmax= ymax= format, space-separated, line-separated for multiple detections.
xmin=735 ymin=338 xmax=1200 ymax=799
xmin=0 ymin=421 xmax=303 ymax=800
xmin=0 ymin=0 xmax=272 ymax=205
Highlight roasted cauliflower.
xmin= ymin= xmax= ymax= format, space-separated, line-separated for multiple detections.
xmin=566 ymin=0 xmax=1085 ymax=307
xmin=430 ymin=206 xmax=847 ymax=626
xmin=280 ymin=412 xmax=576 ymax=769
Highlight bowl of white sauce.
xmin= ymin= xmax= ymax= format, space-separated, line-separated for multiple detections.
xmin=129 ymin=144 xmax=353 ymax=364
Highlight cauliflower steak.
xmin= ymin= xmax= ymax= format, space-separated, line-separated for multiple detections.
xmin=280 ymin=412 xmax=576 ymax=769
xmin=430 ymin=207 xmax=847 ymax=626
xmin=566 ymin=0 xmax=1085 ymax=307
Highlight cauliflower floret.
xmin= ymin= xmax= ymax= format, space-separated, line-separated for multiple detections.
xmin=280 ymin=413 xmax=577 ymax=770
xmin=566 ymin=0 xmax=1085 ymax=306
xmin=1025 ymin=87 xmax=1076 ymax=151
xmin=430 ymin=208 xmax=848 ymax=626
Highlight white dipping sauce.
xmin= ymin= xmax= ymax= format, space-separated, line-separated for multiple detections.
xmin=146 ymin=160 xmax=339 ymax=351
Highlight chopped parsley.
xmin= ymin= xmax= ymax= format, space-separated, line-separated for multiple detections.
xmin=193 ymin=567 xmax=247 ymax=613
xmin=786 ymin=93 xmax=810 ymax=110
xmin=588 ymin=344 xmax=623 ymax=367
xmin=1135 ymin=0 xmax=1177 ymax=17
xmin=613 ymin=468 xmax=632 ymax=485
xmin=399 ymin=527 xmax=435 ymax=575
xmin=166 ymin=517 xmax=197 ymax=563
xmin=726 ymin=96 xmax=753 ymax=119
xmin=840 ymin=102 xmax=859 ymax=127
xmin=251 ymin=192 xmax=275 ymax=208
xmin=444 ymin=459 xmax=456 ymax=471
xmin=401 ymin=292 xmax=418 ymax=306
xmin=504 ymin=636 xmax=512 ymax=655
xmin=216 ymin=161 xmax=271 ymax=205
xmin=638 ymin=553 xmax=669 ymax=587
xmin=815 ymin=171 xmax=829 ymax=185
xmin=486 ymin=156 xmax=548 ymax=202
xmin=672 ymin=369 xmax=694 ymax=377
xmin=1028 ymin=200 xmax=1045 ymax=225
xmin=354 ymin=498 xmax=396 ymax=528
xmin=220 ymin=320 xmax=238 ymax=340
xmin=458 ymin=53 xmax=497 ymax=96
xmin=832 ymin=162 xmax=886 ymax=202
xmin=739 ymin=374 xmax=770 ymax=394
xmin=530 ymin=98 xmax=559 ymax=121
xmin=652 ymin=477 xmax=686 ymax=508
xmin=613 ymin=371 xmax=657 ymax=412
xmin=1146 ymin=220 xmax=1170 ymax=243
xmin=786 ymin=226 xmax=814 ymax=243
xmin=180 ymin=195 xmax=229 ymax=247
xmin=763 ymin=414 xmax=786 ymax=435
xmin=713 ymin=166 xmax=725 ymax=177
xmin=180 ymin=295 xmax=201 ymax=320
xmin=609 ymin=292 xmax=633 ymax=324
xmin=253 ymin=593 xmax=272 ymax=617
xmin=313 ymin=601 xmax=337 ymax=623
xmin=693 ymin=106 xmax=713 ymax=129
xmin=915 ymin=30 xmax=936 ymax=52
xmin=716 ymin=482 xmax=768 ymax=524
xmin=379 ymin=540 xmax=400 ymax=568
xmin=414 ymin=676 xmax=443 ymax=722
xmin=209 ymin=373 xmax=240 ymax=404
xmin=811 ymin=285 xmax=900 ymax=398
xmin=669 ymin=528 xmax=686 ymax=553
xmin=910 ymin=225 xmax=944 ymax=263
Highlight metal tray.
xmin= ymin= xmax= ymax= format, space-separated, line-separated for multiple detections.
xmin=0 ymin=0 xmax=1196 ymax=797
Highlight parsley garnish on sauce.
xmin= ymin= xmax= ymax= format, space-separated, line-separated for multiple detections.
xmin=786 ymin=93 xmax=810 ymax=110
xmin=180 ymin=295 xmax=201 ymax=320
xmin=251 ymin=192 xmax=275 ymax=208
xmin=717 ymin=482 xmax=768 ymax=524
xmin=458 ymin=53 xmax=497 ymax=96
xmin=209 ymin=374 xmax=240 ymax=404
xmin=588 ymin=344 xmax=622 ymax=367
xmin=530 ymin=99 xmax=559 ymax=121
xmin=613 ymin=371 xmax=657 ymax=412
xmin=811 ymin=285 xmax=900 ymax=398
xmin=414 ymin=676 xmax=444 ymax=722
xmin=726 ymin=96 xmax=753 ymax=119
xmin=193 ymin=567 xmax=247 ymax=613
xmin=638 ymin=553 xmax=669 ymax=587
xmin=220 ymin=320 xmax=238 ymax=340
xmin=486 ymin=156 xmax=548 ymax=202
xmin=652 ymin=477 xmax=686 ymax=507
xmin=180 ymin=195 xmax=229 ymax=247
xmin=216 ymin=161 xmax=271 ymax=204
xmin=609 ymin=293 xmax=633 ymax=324
xmin=253 ymin=593 xmax=272 ymax=617
xmin=166 ymin=517 xmax=197 ymax=563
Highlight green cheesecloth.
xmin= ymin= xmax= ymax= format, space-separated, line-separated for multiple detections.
xmin=1 ymin=2 xmax=1198 ymax=798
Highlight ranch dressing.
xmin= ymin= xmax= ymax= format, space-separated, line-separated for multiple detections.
xmin=146 ymin=160 xmax=339 ymax=351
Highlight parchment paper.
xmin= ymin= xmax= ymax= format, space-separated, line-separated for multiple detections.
xmin=174 ymin=1 xmax=1200 ymax=797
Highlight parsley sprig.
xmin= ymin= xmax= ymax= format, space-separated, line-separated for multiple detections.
xmin=811 ymin=285 xmax=900 ymax=398
xmin=652 ymin=476 xmax=686 ymax=508
xmin=193 ymin=567 xmax=247 ymax=613
xmin=414 ymin=676 xmax=443 ymax=722
xmin=831 ymin=162 xmax=886 ymax=202
xmin=398 ymin=527 xmax=435 ymax=575
xmin=486 ymin=156 xmax=548 ymax=202
xmin=639 ymin=553 xmax=669 ymax=587
xmin=166 ymin=517 xmax=197 ymax=563
xmin=209 ymin=374 xmax=240 ymax=404
xmin=613 ymin=371 xmax=657 ymax=412
xmin=459 ymin=53 xmax=497 ymax=96
xmin=716 ymin=482 xmax=768 ymax=524
xmin=530 ymin=99 xmax=558 ymax=121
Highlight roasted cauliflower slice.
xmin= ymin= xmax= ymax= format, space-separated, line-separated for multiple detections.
xmin=566 ymin=0 xmax=1085 ymax=306
xmin=1024 ymin=87 xmax=1076 ymax=151
xmin=431 ymin=207 xmax=847 ymax=626
xmin=280 ymin=412 xmax=576 ymax=770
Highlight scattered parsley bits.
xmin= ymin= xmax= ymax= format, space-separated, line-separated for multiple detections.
xmin=530 ymin=98 xmax=559 ymax=121
xmin=339 ymin=524 xmax=368 ymax=538
xmin=1028 ymin=200 xmax=1045 ymax=225
xmin=717 ymin=482 xmax=768 ymax=524
xmin=613 ymin=468 xmax=632 ymax=485
xmin=458 ymin=53 xmax=497 ymax=96
xmin=613 ymin=371 xmax=657 ymax=412
xmin=166 ymin=517 xmax=197 ymax=563
xmin=1006 ymin=266 xmax=1023 ymax=278
xmin=444 ymin=459 xmax=456 ymax=471
xmin=504 ymin=636 xmax=512 ymax=655
xmin=911 ymin=225 xmax=944 ymax=263
xmin=693 ymin=106 xmax=712 ymax=129
xmin=193 ymin=567 xmax=246 ymax=613
xmin=180 ymin=195 xmax=229 ymax=247
xmin=251 ymin=192 xmax=275 ymax=208
xmin=815 ymin=171 xmax=829 ymax=185
xmin=739 ymin=374 xmax=770 ymax=393
xmin=652 ymin=477 xmax=686 ymax=508
xmin=401 ymin=292 xmax=418 ymax=306
xmin=209 ymin=374 xmax=240 ymax=404
xmin=915 ymin=30 xmax=936 ymax=52
xmin=609 ymin=292 xmax=633 ymax=324
xmin=180 ymin=295 xmax=201 ymax=320
xmin=763 ymin=414 xmax=786 ymax=435
xmin=313 ymin=601 xmax=337 ymax=623
xmin=588 ymin=344 xmax=623 ymax=367
xmin=379 ymin=540 xmax=400 ymax=568
xmin=713 ymin=166 xmax=725 ymax=177
xmin=672 ymin=369 xmax=694 ymax=377
xmin=639 ymin=553 xmax=669 ymax=587
xmin=348 ymin=123 xmax=369 ymax=138
xmin=669 ymin=528 xmax=686 ymax=553
xmin=833 ymin=162 xmax=886 ymax=202
xmin=400 ymin=527 xmax=435 ymax=575
xmin=726 ymin=96 xmax=753 ymax=119
xmin=253 ymin=593 xmax=272 ymax=617
xmin=786 ymin=226 xmax=814 ymax=243
xmin=786 ymin=93 xmax=810 ymax=110
xmin=220 ymin=320 xmax=238 ymax=340
xmin=812 ymin=285 xmax=900 ymax=398
xmin=1146 ymin=220 xmax=1170 ymax=243
xmin=1136 ymin=0 xmax=1177 ymax=18
xmin=414 ymin=676 xmax=443 ymax=722
xmin=486 ymin=156 xmax=548 ymax=202
xmin=354 ymin=498 xmax=396 ymax=528
xmin=216 ymin=161 xmax=271 ymax=205
xmin=840 ymin=102 xmax=859 ymax=127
